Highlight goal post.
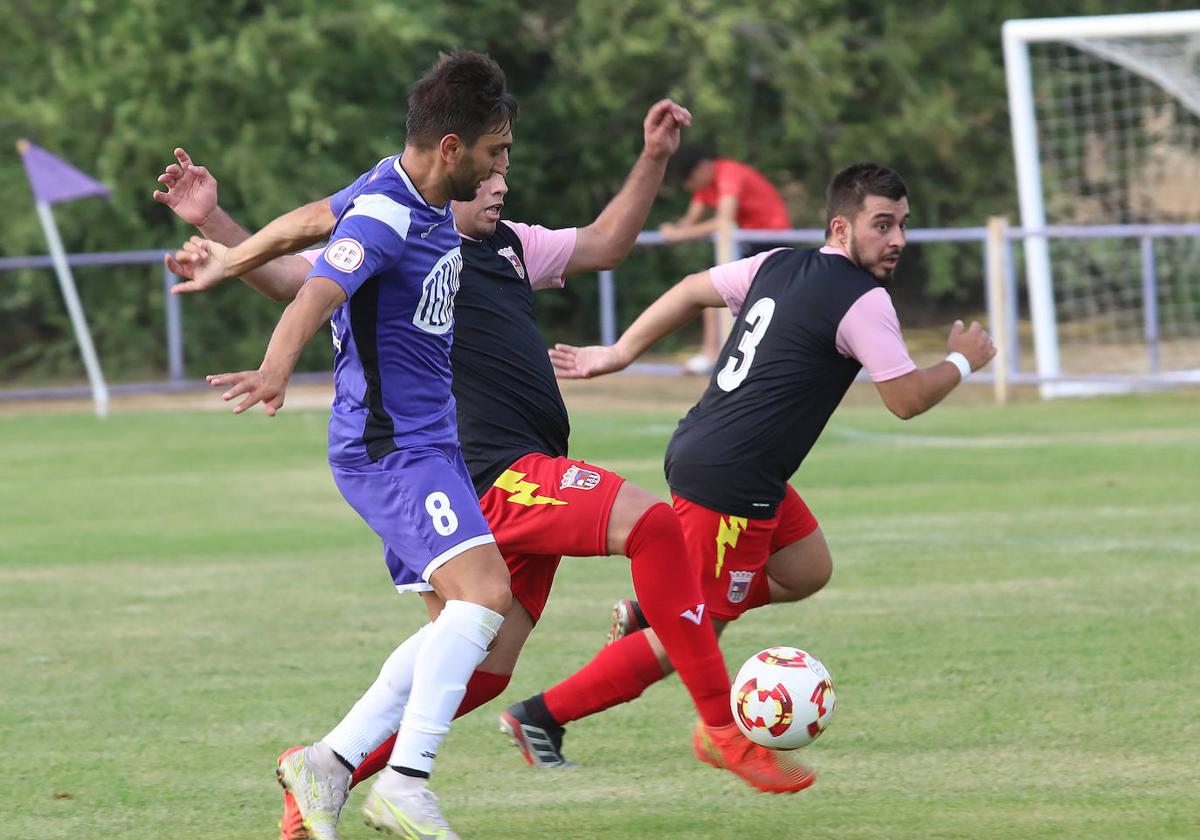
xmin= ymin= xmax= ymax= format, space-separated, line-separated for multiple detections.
xmin=1002 ymin=11 xmax=1200 ymax=396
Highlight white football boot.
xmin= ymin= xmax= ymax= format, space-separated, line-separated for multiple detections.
xmin=275 ymin=742 xmax=350 ymax=840
xmin=362 ymin=768 xmax=459 ymax=839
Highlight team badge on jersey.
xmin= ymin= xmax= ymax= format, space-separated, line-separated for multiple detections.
xmin=727 ymin=570 xmax=755 ymax=603
xmin=497 ymin=246 xmax=526 ymax=280
xmin=560 ymin=465 xmax=601 ymax=491
xmin=324 ymin=238 xmax=365 ymax=273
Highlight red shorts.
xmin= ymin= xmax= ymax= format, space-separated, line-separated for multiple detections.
xmin=479 ymin=452 xmax=625 ymax=623
xmin=672 ymin=487 xmax=819 ymax=622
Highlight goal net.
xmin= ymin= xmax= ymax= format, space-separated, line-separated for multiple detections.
xmin=1003 ymin=11 xmax=1200 ymax=392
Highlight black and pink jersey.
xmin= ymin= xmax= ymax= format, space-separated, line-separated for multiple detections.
xmin=453 ymin=220 xmax=577 ymax=495
xmin=665 ymin=247 xmax=916 ymax=518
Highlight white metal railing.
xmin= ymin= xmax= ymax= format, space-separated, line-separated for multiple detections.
xmin=598 ymin=223 xmax=1200 ymax=400
xmin=3 ymin=221 xmax=1198 ymax=403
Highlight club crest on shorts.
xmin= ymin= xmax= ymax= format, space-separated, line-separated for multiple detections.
xmin=727 ymin=570 xmax=755 ymax=603
xmin=497 ymin=246 xmax=526 ymax=280
xmin=560 ymin=465 xmax=600 ymax=491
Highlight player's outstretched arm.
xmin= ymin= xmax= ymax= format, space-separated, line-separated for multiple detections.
xmin=660 ymin=195 xmax=737 ymax=244
xmin=659 ymin=199 xmax=711 ymax=244
xmin=565 ymin=99 xmax=692 ymax=275
xmin=170 ymin=196 xmax=336 ymax=293
xmin=155 ymin=148 xmax=310 ymax=301
xmin=550 ymin=269 xmax=726 ymax=378
xmin=874 ymin=319 xmax=996 ymax=419
xmin=206 ymin=276 xmax=347 ymax=416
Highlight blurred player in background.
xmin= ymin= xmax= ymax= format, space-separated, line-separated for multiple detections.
xmin=165 ymin=51 xmax=517 ymax=840
xmin=659 ymin=144 xmax=791 ymax=374
xmin=159 ymin=99 xmax=816 ymax=840
xmin=509 ymin=163 xmax=996 ymax=767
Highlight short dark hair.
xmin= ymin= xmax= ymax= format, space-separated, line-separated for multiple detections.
xmin=667 ymin=142 xmax=716 ymax=182
xmin=406 ymin=51 xmax=519 ymax=148
xmin=825 ymin=163 xmax=908 ymax=230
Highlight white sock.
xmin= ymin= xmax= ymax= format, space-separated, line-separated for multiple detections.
xmin=324 ymin=622 xmax=433 ymax=767
xmin=389 ymin=600 xmax=503 ymax=774
xmin=373 ymin=766 xmax=426 ymax=794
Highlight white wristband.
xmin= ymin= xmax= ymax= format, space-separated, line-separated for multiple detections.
xmin=945 ymin=352 xmax=972 ymax=381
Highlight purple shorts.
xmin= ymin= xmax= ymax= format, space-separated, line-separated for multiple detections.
xmin=331 ymin=444 xmax=495 ymax=591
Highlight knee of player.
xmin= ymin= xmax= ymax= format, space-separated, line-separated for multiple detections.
xmin=608 ymin=484 xmax=677 ymax=556
xmin=620 ymin=499 xmax=683 ymax=557
xmin=471 ymin=581 xmax=513 ymax=616
xmin=767 ymin=536 xmax=834 ymax=602
xmin=803 ymin=545 xmax=834 ymax=596
xmin=441 ymin=573 xmax=512 ymax=616
xmin=813 ymin=546 xmax=834 ymax=589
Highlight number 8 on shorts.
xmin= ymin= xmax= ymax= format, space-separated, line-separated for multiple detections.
xmin=425 ymin=491 xmax=459 ymax=536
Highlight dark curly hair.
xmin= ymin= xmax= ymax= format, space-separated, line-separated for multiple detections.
xmin=825 ymin=163 xmax=908 ymax=232
xmin=406 ymin=51 xmax=519 ymax=148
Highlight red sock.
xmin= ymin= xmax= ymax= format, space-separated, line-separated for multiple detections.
xmin=625 ymin=503 xmax=733 ymax=727
xmin=350 ymin=669 xmax=511 ymax=787
xmin=543 ymin=629 xmax=665 ymax=724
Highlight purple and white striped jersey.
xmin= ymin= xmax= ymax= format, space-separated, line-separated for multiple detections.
xmin=310 ymin=156 xmax=463 ymax=466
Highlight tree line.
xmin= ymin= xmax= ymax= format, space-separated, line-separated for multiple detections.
xmin=0 ymin=0 xmax=1187 ymax=381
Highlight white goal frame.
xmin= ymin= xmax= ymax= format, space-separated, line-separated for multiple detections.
xmin=1002 ymin=10 xmax=1200 ymax=396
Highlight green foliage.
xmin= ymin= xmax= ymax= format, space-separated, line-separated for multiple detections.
xmin=1 ymin=0 xmax=1194 ymax=380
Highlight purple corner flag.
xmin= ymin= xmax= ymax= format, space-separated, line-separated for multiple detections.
xmin=18 ymin=139 xmax=111 ymax=205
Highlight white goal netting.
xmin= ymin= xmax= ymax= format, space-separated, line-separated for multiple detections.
xmin=1022 ymin=22 xmax=1200 ymax=379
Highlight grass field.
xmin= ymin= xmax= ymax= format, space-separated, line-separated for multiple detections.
xmin=2 ymin=381 xmax=1199 ymax=839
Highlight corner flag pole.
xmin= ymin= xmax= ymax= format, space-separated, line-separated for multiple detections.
xmin=33 ymin=199 xmax=110 ymax=417
xmin=18 ymin=139 xmax=111 ymax=418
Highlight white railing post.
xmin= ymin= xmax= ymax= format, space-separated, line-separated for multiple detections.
xmin=1140 ymin=237 xmax=1160 ymax=375
xmin=986 ymin=217 xmax=1011 ymax=405
xmin=163 ymin=262 xmax=185 ymax=382
xmin=598 ymin=269 xmax=617 ymax=346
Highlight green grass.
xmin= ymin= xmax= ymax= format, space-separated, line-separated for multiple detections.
xmin=2 ymin=387 xmax=1199 ymax=839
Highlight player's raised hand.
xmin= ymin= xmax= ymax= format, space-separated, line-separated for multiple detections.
xmin=549 ymin=343 xmax=627 ymax=379
xmin=206 ymin=368 xmax=289 ymax=416
xmin=168 ymin=235 xmax=232 ymax=295
xmin=946 ymin=319 xmax=996 ymax=371
xmin=643 ymin=99 xmax=692 ymax=160
xmin=153 ymin=148 xmax=217 ymax=227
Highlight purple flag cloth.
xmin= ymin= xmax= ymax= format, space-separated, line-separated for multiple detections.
xmin=18 ymin=139 xmax=111 ymax=205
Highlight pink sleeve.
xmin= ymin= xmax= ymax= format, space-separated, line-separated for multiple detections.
xmin=505 ymin=221 xmax=579 ymax=291
xmin=835 ymin=287 xmax=917 ymax=381
xmin=299 ymin=248 xmax=322 ymax=266
xmin=708 ymin=248 xmax=787 ymax=315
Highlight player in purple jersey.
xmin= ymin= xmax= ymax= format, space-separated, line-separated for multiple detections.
xmin=524 ymin=163 xmax=996 ymax=762
xmin=167 ymin=53 xmax=517 ymax=840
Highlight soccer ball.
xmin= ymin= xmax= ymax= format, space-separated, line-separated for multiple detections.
xmin=730 ymin=646 xmax=836 ymax=750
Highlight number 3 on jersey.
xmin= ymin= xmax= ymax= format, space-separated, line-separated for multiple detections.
xmin=425 ymin=491 xmax=459 ymax=536
xmin=717 ymin=297 xmax=776 ymax=392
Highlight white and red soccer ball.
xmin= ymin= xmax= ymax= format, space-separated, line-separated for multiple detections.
xmin=730 ymin=646 xmax=836 ymax=750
